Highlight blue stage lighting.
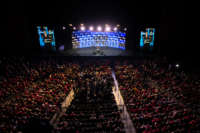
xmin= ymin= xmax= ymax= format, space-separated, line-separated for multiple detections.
xmin=140 ymin=28 xmax=155 ymax=48
xmin=72 ymin=29 xmax=126 ymax=50
xmin=37 ymin=26 xmax=56 ymax=50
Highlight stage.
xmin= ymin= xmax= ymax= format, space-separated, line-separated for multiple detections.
xmin=60 ymin=47 xmax=133 ymax=56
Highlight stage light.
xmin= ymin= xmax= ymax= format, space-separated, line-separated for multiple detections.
xmin=80 ymin=26 xmax=85 ymax=31
xmin=176 ymin=64 xmax=179 ymax=68
xmin=69 ymin=24 xmax=73 ymax=27
xmin=97 ymin=26 xmax=102 ymax=31
xmin=62 ymin=26 xmax=66 ymax=30
xmin=89 ymin=26 xmax=94 ymax=31
xmin=72 ymin=24 xmax=126 ymax=50
xmin=73 ymin=27 xmax=76 ymax=30
xmin=124 ymin=28 xmax=127 ymax=31
xmin=105 ymin=26 xmax=111 ymax=32
xmin=105 ymin=24 xmax=109 ymax=27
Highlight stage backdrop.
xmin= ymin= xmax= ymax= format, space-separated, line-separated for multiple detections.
xmin=72 ymin=30 xmax=126 ymax=50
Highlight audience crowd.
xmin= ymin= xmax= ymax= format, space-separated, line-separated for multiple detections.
xmin=0 ymin=57 xmax=125 ymax=133
xmin=0 ymin=56 xmax=199 ymax=133
xmin=55 ymin=62 xmax=125 ymax=133
xmin=115 ymin=59 xmax=200 ymax=132
xmin=0 ymin=57 xmax=78 ymax=132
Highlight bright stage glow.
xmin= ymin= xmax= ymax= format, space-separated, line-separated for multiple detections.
xmin=97 ymin=26 xmax=102 ymax=31
xmin=72 ymin=24 xmax=126 ymax=50
xmin=73 ymin=27 xmax=76 ymax=30
xmin=80 ymin=26 xmax=85 ymax=31
xmin=105 ymin=26 xmax=111 ymax=32
xmin=72 ymin=30 xmax=126 ymax=50
xmin=63 ymin=26 xmax=66 ymax=30
xmin=176 ymin=64 xmax=179 ymax=68
xmin=89 ymin=26 xmax=94 ymax=31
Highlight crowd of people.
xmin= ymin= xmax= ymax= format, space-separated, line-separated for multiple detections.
xmin=55 ymin=62 xmax=125 ymax=132
xmin=0 ymin=57 xmax=125 ymax=133
xmin=0 ymin=57 xmax=79 ymax=132
xmin=115 ymin=59 xmax=200 ymax=132
xmin=0 ymin=56 xmax=199 ymax=133
xmin=0 ymin=56 xmax=56 ymax=102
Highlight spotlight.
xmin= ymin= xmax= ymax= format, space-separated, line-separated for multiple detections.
xmin=80 ymin=26 xmax=85 ymax=31
xmin=176 ymin=64 xmax=179 ymax=68
xmin=97 ymin=26 xmax=102 ymax=31
xmin=105 ymin=26 xmax=111 ymax=32
xmin=73 ymin=27 xmax=76 ymax=30
xmin=124 ymin=28 xmax=127 ymax=31
xmin=62 ymin=26 xmax=66 ymax=30
xmin=114 ymin=27 xmax=117 ymax=31
xmin=89 ymin=26 xmax=94 ymax=31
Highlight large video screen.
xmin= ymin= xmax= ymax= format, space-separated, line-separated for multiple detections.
xmin=140 ymin=28 xmax=155 ymax=48
xmin=72 ymin=31 xmax=126 ymax=50
xmin=37 ymin=26 xmax=56 ymax=49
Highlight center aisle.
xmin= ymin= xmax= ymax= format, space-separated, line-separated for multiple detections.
xmin=53 ymin=63 xmax=125 ymax=133
xmin=112 ymin=70 xmax=136 ymax=133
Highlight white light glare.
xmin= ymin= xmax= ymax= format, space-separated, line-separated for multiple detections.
xmin=97 ymin=26 xmax=102 ymax=31
xmin=89 ymin=26 xmax=94 ymax=31
xmin=176 ymin=64 xmax=179 ymax=68
xmin=80 ymin=26 xmax=85 ymax=31
xmin=114 ymin=27 xmax=117 ymax=31
xmin=105 ymin=26 xmax=111 ymax=32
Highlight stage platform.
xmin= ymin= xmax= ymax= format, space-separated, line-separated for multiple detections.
xmin=60 ymin=47 xmax=133 ymax=56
